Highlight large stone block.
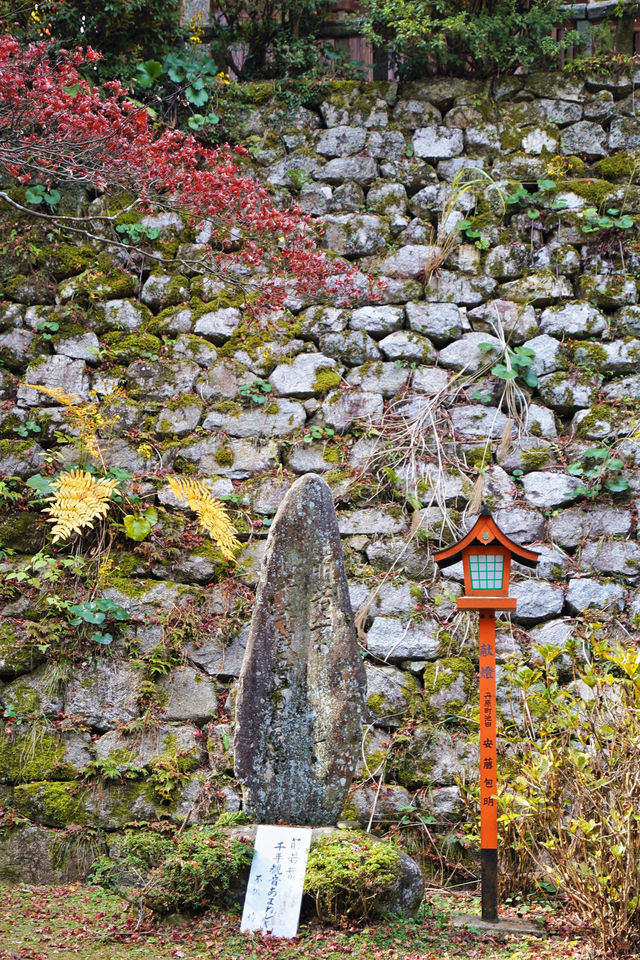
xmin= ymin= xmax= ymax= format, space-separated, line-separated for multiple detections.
xmin=234 ymin=475 xmax=366 ymax=825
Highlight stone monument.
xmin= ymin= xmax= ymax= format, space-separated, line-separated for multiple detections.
xmin=234 ymin=473 xmax=366 ymax=825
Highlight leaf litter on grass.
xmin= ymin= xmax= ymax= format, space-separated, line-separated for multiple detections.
xmin=0 ymin=883 xmax=589 ymax=960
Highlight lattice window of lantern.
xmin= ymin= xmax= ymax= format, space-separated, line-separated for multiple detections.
xmin=468 ymin=553 xmax=505 ymax=591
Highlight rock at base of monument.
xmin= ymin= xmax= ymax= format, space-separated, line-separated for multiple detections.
xmin=373 ymin=847 xmax=424 ymax=919
xmin=452 ymin=913 xmax=549 ymax=937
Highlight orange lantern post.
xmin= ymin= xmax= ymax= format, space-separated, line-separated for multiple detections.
xmin=433 ymin=508 xmax=539 ymax=923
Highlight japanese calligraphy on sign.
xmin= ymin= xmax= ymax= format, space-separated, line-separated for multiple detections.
xmin=241 ymin=826 xmax=312 ymax=938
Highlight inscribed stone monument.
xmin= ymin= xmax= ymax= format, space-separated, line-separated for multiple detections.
xmin=234 ymin=473 xmax=366 ymax=825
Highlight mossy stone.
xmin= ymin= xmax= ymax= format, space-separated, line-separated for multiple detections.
xmin=0 ymin=729 xmax=75 ymax=784
xmin=0 ymin=512 xmax=44 ymax=552
xmin=421 ymin=657 xmax=474 ymax=722
xmin=0 ymin=623 xmax=44 ymax=680
xmin=12 ymin=781 xmax=89 ymax=827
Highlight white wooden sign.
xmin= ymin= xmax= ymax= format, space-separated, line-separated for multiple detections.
xmin=241 ymin=825 xmax=312 ymax=938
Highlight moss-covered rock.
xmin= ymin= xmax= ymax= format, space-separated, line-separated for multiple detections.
xmin=0 ymin=726 xmax=91 ymax=784
xmin=421 ymin=657 xmax=474 ymax=722
xmin=0 ymin=511 xmax=44 ymax=552
xmin=0 ymin=622 xmax=45 ymax=679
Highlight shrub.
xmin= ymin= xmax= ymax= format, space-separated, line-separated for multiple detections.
xmin=501 ymin=640 xmax=640 ymax=955
xmin=304 ymin=831 xmax=401 ymax=921
xmin=356 ymin=0 xmax=579 ymax=78
xmin=91 ymin=824 xmax=254 ymax=915
xmin=24 ymin=0 xmax=184 ymax=81
xmin=210 ymin=0 xmax=347 ymax=80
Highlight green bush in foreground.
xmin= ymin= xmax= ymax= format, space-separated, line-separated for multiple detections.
xmin=91 ymin=824 xmax=254 ymax=915
xmin=304 ymin=832 xmax=401 ymax=921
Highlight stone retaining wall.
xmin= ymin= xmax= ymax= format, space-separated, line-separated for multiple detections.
xmin=1 ymin=70 xmax=640 ymax=876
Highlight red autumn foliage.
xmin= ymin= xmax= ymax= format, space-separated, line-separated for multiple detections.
xmin=0 ymin=34 xmax=358 ymax=310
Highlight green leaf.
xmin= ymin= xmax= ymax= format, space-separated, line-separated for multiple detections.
xmin=615 ymin=215 xmax=634 ymax=229
xmin=491 ymin=364 xmax=518 ymax=380
xmin=186 ymin=86 xmax=209 ymax=107
xmin=567 ymin=463 xmax=584 ymax=476
xmin=108 ymin=467 xmax=133 ymax=482
xmin=522 ymin=368 xmax=538 ymax=388
xmin=135 ymin=59 xmax=163 ymax=89
xmin=584 ymin=447 xmax=609 ymax=459
xmin=537 ymin=178 xmax=556 ymax=191
xmin=123 ymin=514 xmax=152 ymax=541
xmin=25 ymin=186 xmax=45 ymax=205
xmin=26 ymin=473 xmax=56 ymax=496
xmin=92 ymin=632 xmax=113 ymax=645
xmin=43 ymin=189 xmax=61 ymax=208
xmin=607 ymin=477 xmax=629 ymax=492
xmin=526 ymin=208 xmax=540 ymax=220
xmin=188 ymin=114 xmax=205 ymax=130
xmin=143 ymin=506 xmax=158 ymax=526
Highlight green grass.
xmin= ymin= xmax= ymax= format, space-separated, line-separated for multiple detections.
xmin=0 ymin=882 xmax=589 ymax=960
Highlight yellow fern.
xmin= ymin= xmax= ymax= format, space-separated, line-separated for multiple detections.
xmin=22 ymin=383 xmax=120 ymax=459
xmin=167 ymin=475 xmax=240 ymax=561
xmin=45 ymin=469 xmax=119 ymax=543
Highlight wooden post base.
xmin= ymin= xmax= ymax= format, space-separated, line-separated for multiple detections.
xmin=481 ymin=848 xmax=498 ymax=922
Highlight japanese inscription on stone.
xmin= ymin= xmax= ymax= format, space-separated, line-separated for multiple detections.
xmin=241 ymin=825 xmax=312 ymax=938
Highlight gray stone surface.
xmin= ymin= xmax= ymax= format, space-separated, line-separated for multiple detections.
xmin=158 ymin=667 xmax=218 ymax=724
xmin=202 ymin=399 xmax=306 ymax=437
xmin=450 ymin=405 xmax=509 ymax=440
xmin=538 ymin=371 xmax=600 ymax=412
xmin=511 ymin=581 xmax=565 ymax=622
xmin=319 ymin=330 xmax=381 ymax=365
xmin=316 ymin=125 xmax=367 ymax=157
xmin=349 ymin=305 xmax=404 ymax=337
xmin=365 ymin=663 xmax=419 ymax=727
xmin=560 ymin=120 xmax=607 ymax=157
xmin=581 ymin=540 xmax=640 ymax=579
xmin=319 ymin=389 xmax=384 ymax=431
xmin=18 ymin=356 xmax=90 ymax=405
xmin=566 ymin=578 xmax=626 ymax=613
xmin=377 ymin=244 xmax=440 ymax=279
xmin=549 ymin=506 xmax=632 ymax=550
xmin=346 ymin=362 xmax=410 ymax=397
xmin=65 ymin=662 xmax=142 ymax=732
xmin=438 ymin=332 xmax=501 ymax=373
xmin=540 ymin=302 xmax=608 ymax=338
xmin=522 ymin=334 xmax=562 ymax=377
xmin=269 ymin=353 xmax=338 ymax=398
xmin=94 ymin=724 xmax=204 ymax=768
xmin=406 ymin=301 xmax=467 ymax=345
xmin=317 ymin=156 xmax=379 ymax=185
xmin=323 ymin=214 xmax=388 ymax=257
xmin=54 ymin=332 xmax=100 ymax=363
xmin=0 ymin=823 xmax=104 ymax=883
xmin=125 ymin=358 xmax=200 ymax=399
xmin=378 ymin=330 xmax=437 ymax=362
xmin=366 ymin=617 xmax=441 ymax=661
xmin=194 ymin=307 xmax=242 ymax=343
xmin=234 ymin=475 xmax=366 ymax=825
xmin=522 ymin=471 xmax=583 ymax=508
xmin=413 ymin=126 xmax=464 ymax=159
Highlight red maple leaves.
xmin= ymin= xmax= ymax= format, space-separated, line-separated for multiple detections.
xmin=0 ymin=35 xmax=360 ymax=311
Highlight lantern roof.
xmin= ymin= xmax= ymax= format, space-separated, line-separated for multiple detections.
xmin=433 ymin=507 xmax=539 ymax=570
